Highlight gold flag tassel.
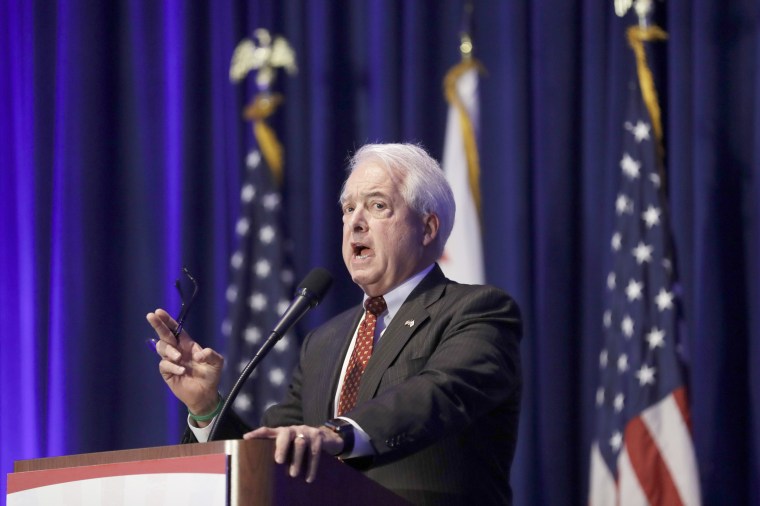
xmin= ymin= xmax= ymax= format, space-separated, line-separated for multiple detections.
xmin=243 ymin=93 xmax=284 ymax=188
xmin=443 ymin=59 xmax=486 ymax=216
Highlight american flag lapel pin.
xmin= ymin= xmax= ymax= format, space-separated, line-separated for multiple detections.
xmin=404 ymin=320 xmax=414 ymax=328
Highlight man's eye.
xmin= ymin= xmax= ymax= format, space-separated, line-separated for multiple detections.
xmin=343 ymin=206 xmax=354 ymax=214
xmin=373 ymin=202 xmax=385 ymax=210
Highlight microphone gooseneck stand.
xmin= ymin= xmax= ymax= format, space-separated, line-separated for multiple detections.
xmin=207 ymin=267 xmax=332 ymax=441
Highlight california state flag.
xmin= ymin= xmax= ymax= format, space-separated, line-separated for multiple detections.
xmin=439 ymin=60 xmax=485 ymax=284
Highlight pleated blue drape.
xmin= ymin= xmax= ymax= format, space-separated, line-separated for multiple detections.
xmin=2 ymin=1 xmax=759 ymax=504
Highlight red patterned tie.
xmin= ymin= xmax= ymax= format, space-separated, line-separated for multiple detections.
xmin=337 ymin=296 xmax=387 ymax=416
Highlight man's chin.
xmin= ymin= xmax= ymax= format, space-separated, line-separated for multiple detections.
xmin=349 ymin=271 xmax=372 ymax=285
xmin=349 ymin=270 xmax=380 ymax=293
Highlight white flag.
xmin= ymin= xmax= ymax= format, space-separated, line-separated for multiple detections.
xmin=439 ymin=62 xmax=485 ymax=284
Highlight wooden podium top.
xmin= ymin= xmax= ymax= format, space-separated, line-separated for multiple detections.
xmin=13 ymin=439 xmax=409 ymax=505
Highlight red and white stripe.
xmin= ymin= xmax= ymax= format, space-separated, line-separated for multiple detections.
xmin=589 ymin=387 xmax=702 ymax=506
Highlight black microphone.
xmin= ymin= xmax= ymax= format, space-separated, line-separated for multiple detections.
xmin=208 ymin=267 xmax=333 ymax=441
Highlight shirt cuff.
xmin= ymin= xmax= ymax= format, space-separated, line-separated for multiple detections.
xmin=187 ymin=414 xmax=215 ymax=443
xmin=335 ymin=416 xmax=374 ymax=458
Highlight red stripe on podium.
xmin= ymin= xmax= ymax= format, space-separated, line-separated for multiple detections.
xmin=8 ymin=453 xmax=227 ymax=493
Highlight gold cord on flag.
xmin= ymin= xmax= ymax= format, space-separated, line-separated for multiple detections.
xmin=626 ymin=25 xmax=668 ymax=156
xmin=243 ymin=93 xmax=284 ymax=188
xmin=443 ymin=59 xmax=485 ymax=216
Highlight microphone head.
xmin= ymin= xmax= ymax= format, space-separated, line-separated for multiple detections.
xmin=298 ymin=267 xmax=333 ymax=306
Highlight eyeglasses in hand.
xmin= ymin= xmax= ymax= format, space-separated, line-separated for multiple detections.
xmin=171 ymin=266 xmax=198 ymax=339
xmin=145 ymin=266 xmax=198 ymax=351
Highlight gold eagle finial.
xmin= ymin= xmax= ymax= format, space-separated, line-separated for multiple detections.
xmin=615 ymin=0 xmax=654 ymax=26
xmin=229 ymin=29 xmax=297 ymax=89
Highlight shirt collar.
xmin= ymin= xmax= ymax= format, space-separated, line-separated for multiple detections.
xmin=363 ymin=263 xmax=434 ymax=324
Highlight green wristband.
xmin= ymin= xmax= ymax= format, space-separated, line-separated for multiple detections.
xmin=189 ymin=395 xmax=223 ymax=422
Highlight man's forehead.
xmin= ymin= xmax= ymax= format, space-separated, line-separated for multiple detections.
xmin=344 ymin=163 xmax=404 ymax=195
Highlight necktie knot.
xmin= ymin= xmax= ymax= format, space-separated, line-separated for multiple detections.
xmin=365 ymin=296 xmax=387 ymax=316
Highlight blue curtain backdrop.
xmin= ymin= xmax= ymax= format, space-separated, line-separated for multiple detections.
xmin=1 ymin=1 xmax=758 ymax=504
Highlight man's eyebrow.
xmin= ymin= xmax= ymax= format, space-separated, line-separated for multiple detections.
xmin=360 ymin=190 xmax=390 ymax=199
xmin=340 ymin=190 xmax=390 ymax=206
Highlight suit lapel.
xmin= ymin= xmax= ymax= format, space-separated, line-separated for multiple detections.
xmin=356 ymin=265 xmax=448 ymax=403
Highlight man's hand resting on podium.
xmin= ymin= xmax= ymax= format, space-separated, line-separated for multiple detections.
xmin=244 ymin=425 xmax=344 ymax=483
xmin=146 ymin=308 xmax=224 ymax=426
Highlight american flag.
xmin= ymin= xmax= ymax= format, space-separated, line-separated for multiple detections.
xmin=221 ymin=146 xmax=298 ymax=427
xmin=588 ymin=26 xmax=701 ymax=505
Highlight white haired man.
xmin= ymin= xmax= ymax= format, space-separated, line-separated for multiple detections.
xmin=148 ymin=143 xmax=522 ymax=505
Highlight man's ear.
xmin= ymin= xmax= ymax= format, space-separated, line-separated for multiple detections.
xmin=422 ymin=213 xmax=440 ymax=247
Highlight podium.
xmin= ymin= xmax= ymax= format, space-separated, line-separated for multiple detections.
xmin=8 ymin=439 xmax=409 ymax=505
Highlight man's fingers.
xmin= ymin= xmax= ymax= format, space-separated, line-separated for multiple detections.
xmin=154 ymin=339 xmax=181 ymax=361
xmin=243 ymin=426 xmax=323 ymax=482
xmin=306 ymin=436 xmax=322 ymax=483
xmin=155 ymin=308 xmax=179 ymax=328
xmin=274 ymin=429 xmax=292 ymax=465
xmin=193 ymin=347 xmax=224 ymax=368
xmin=159 ymin=359 xmax=185 ymax=377
xmin=290 ymin=433 xmax=308 ymax=478
xmin=147 ymin=311 xmax=178 ymax=344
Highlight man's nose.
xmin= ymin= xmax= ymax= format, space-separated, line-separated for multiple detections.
xmin=349 ymin=207 xmax=367 ymax=230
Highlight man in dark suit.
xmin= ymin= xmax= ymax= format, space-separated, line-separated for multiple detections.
xmin=148 ymin=143 xmax=522 ymax=505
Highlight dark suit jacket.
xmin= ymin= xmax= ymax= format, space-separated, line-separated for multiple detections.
xmin=261 ymin=265 xmax=522 ymax=505
xmin=185 ymin=265 xmax=522 ymax=503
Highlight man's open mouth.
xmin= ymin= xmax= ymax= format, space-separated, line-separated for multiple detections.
xmin=352 ymin=243 xmax=372 ymax=259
